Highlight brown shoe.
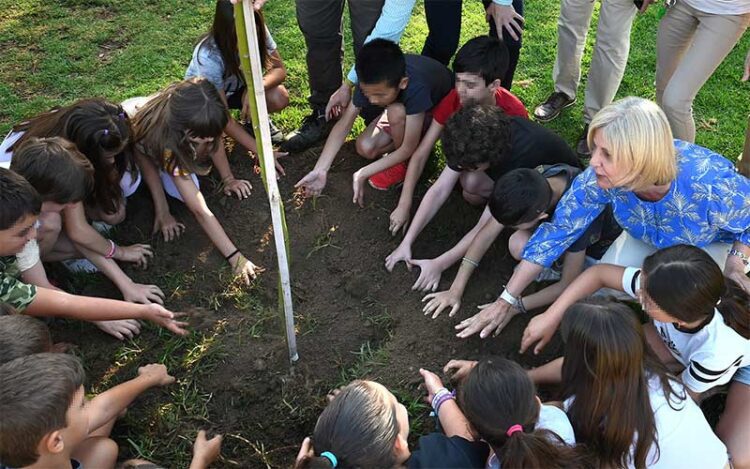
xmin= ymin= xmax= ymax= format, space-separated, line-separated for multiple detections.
xmin=533 ymin=92 xmax=576 ymax=122
xmin=576 ymin=124 xmax=591 ymax=157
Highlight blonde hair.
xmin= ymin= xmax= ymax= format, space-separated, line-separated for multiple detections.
xmin=588 ymin=97 xmax=677 ymax=191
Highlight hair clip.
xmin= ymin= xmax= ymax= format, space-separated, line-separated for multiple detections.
xmin=103 ymin=129 xmax=109 ymax=136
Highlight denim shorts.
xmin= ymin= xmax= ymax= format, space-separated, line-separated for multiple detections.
xmin=734 ymin=365 xmax=750 ymax=386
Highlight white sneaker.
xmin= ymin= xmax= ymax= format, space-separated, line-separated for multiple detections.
xmin=62 ymin=258 xmax=98 ymax=273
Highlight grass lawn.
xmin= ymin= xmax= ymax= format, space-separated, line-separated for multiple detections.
xmin=1 ymin=1 xmax=748 ymax=467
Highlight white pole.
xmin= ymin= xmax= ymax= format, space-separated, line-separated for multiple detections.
xmin=236 ymin=0 xmax=298 ymax=363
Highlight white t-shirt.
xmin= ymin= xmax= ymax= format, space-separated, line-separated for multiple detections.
xmin=682 ymin=0 xmax=750 ymax=15
xmin=565 ymin=376 xmax=727 ymax=468
xmin=486 ymin=404 xmax=576 ymax=469
xmin=622 ymin=267 xmax=750 ymax=393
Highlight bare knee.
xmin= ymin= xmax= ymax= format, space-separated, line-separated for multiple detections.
xmin=266 ymin=85 xmax=290 ymax=113
xmin=508 ymin=232 xmax=528 ymax=260
xmin=37 ymin=212 xmax=62 ymax=253
xmin=355 ymin=135 xmax=380 ymax=160
xmin=99 ymin=203 xmax=126 ymax=226
xmin=462 ymin=190 xmax=487 ymax=206
xmin=74 ymin=436 xmax=118 ymax=469
xmin=386 ymin=103 xmax=406 ymax=126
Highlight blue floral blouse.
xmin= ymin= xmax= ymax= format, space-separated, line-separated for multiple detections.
xmin=523 ymin=140 xmax=750 ymax=267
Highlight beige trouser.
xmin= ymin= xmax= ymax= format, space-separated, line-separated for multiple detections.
xmin=553 ymin=0 xmax=637 ymax=122
xmin=656 ymin=1 xmax=750 ymax=142
xmin=600 ymin=231 xmax=750 ymax=273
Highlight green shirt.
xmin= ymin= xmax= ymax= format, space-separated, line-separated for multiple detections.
xmin=0 ymin=255 xmax=37 ymax=312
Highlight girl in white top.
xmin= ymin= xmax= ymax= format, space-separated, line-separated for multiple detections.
xmin=523 ymin=245 xmax=750 ymax=466
xmin=529 ymin=299 xmax=728 ymax=468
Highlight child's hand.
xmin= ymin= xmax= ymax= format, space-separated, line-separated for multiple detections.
xmin=94 ymin=319 xmax=142 ymax=340
xmin=422 ymin=289 xmax=462 ymax=319
xmin=443 ymin=359 xmax=477 ymax=383
xmin=145 ymin=304 xmax=189 ymax=335
xmin=153 ymin=212 xmax=186 ymax=242
xmin=138 ymin=363 xmax=175 ymax=386
xmin=222 ymin=177 xmax=253 ymax=200
xmin=273 ymin=151 xmax=288 ymax=177
xmin=122 ymin=282 xmax=165 ymax=305
xmin=191 ymin=430 xmax=223 ymax=469
xmin=385 ymin=243 xmax=412 ymax=272
xmin=231 ymin=254 xmax=260 ymax=286
xmin=326 ymin=83 xmax=352 ymax=121
xmin=520 ymin=310 xmax=561 ymax=355
xmin=294 ymin=437 xmax=315 ymax=469
xmin=352 ymin=170 xmax=367 ymax=207
xmin=116 ymin=244 xmax=154 ymax=269
xmin=389 ymin=205 xmax=410 ymax=236
xmin=295 ymin=169 xmax=327 ymax=198
xmin=409 ymin=258 xmax=443 ymax=292
xmin=419 ymin=368 xmax=445 ymax=404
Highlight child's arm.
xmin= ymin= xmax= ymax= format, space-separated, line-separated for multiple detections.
xmin=295 ymin=102 xmax=360 ymax=197
xmin=384 ymin=167 xmax=462 ymax=271
xmin=519 ymin=263 xmax=626 ymax=354
xmin=63 ymin=203 xmax=153 ymax=266
xmin=389 ymin=121 xmax=443 ymax=236
xmin=134 ymin=150 xmax=186 ymax=242
xmin=420 ymin=368 xmax=473 ymax=440
xmin=189 ymin=430 xmax=223 ymax=469
xmin=520 ymin=250 xmax=587 ymax=311
xmin=172 ymin=175 xmax=258 ymax=285
xmin=527 ymin=357 xmax=563 ymax=385
xmin=422 ymin=215 xmax=505 ymax=319
xmin=86 ymin=364 xmax=175 ymax=433
xmin=21 ymin=262 xmax=57 ymax=290
xmin=410 ymin=206 xmax=497 ymax=293
xmin=263 ymin=50 xmax=286 ymax=90
xmin=24 ymin=287 xmax=188 ymax=334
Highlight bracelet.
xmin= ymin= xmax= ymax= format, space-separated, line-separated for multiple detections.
xmin=225 ymin=249 xmax=241 ymax=261
xmin=461 ymin=257 xmax=479 ymax=268
xmin=729 ymin=248 xmax=749 ymax=266
xmin=499 ymin=287 xmax=519 ymax=307
xmin=517 ymin=296 xmax=528 ymax=314
xmin=431 ymin=388 xmax=454 ymax=415
xmin=105 ymin=240 xmax=117 ymax=259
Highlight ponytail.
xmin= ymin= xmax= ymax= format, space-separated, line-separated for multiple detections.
xmin=500 ymin=428 xmax=587 ymax=468
xmin=718 ymin=278 xmax=750 ymax=339
xmin=295 ymin=454 xmax=336 ymax=469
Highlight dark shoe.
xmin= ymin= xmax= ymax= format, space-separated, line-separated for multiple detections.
xmin=533 ymin=92 xmax=576 ymax=122
xmin=280 ymin=108 xmax=332 ymax=153
xmin=269 ymin=119 xmax=284 ymax=145
xmin=576 ymin=124 xmax=591 ymax=157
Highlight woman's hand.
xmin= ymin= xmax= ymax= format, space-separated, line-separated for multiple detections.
xmin=222 ymin=177 xmax=253 ymax=200
xmin=122 ymin=282 xmax=165 ymax=305
xmin=455 ymin=299 xmax=518 ymax=339
xmin=115 ymin=244 xmax=154 ymax=268
xmin=422 ymin=289 xmax=462 ymax=319
xmin=520 ymin=310 xmax=562 ymax=355
xmin=486 ymin=3 xmax=524 ymax=41
xmin=326 ymin=83 xmax=352 ymax=121
xmin=153 ymin=212 xmax=186 ymax=242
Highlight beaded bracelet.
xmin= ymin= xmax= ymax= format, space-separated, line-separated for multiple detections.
xmin=729 ymin=248 xmax=749 ymax=266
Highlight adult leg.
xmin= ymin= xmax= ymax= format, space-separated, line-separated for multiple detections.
xmin=552 ymin=0 xmax=596 ymax=101
xmin=422 ymin=0 xmax=463 ymax=66
xmin=655 ymin=2 xmax=698 ymax=112
xmin=582 ymin=0 xmax=637 ymax=123
xmin=485 ymin=0 xmax=524 ymax=89
xmin=716 ymin=380 xmax=750 ymax=469
xmin=598 ymin=231 xmax=656 ymax=268
xmin=348 ymin=0 xmax=387 ymax=56
xmin=659 ymin=8 xmax=750 ymax=141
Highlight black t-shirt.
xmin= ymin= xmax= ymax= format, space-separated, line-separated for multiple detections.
xmin=353 ymin=54 xmax=454 ymax=116
xmin=486 ymin=117 xmax=580 ymax=182
xmin=407 ymin=433 xmax=489 ymax=468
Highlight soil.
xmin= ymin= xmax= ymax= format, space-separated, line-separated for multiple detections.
xmin=50 ymin=141 xmax=718 ymax=468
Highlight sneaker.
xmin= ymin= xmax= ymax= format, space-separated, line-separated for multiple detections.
xmin=62 ymin=258 xmax=99 ymax=274
xmin=576 ymin=124 xmax=591 ymax=157
xmin=91 ymin=221 xmax=113 ymax=236
xmin=280 ymin=108 xmax=332 ymax=153
xmin=533 ymin=92 xmax=576 ymax=122
xmin=368 ymin=161 xmax=408 ymax=190
xmin=242 ymin=119 xmax=284 ymax=146
xmin=535 ymin=266 xmax=562 ymax=282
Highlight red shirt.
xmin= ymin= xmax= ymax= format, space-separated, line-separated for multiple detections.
xmin=431 ymin=88 xmax=528 ymax=125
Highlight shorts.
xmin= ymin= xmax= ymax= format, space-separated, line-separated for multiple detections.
xmin=734 ymin=365 xmax=750 ymax=386
xmin=160 ymin=171 xmax=200 ymax=202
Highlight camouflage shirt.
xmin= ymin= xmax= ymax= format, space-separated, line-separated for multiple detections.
xmin=0 ymin=255 xmax=37 ymax=312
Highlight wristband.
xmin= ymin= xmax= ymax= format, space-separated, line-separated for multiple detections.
xmin=225 ymin=249 xmax=241 ymax=262
xmin=729 ymin=248 xmax=749 ymax=266
xmin=517 ymin=296 xmax=528 ymax=314
xmin=431 ymin=388 xmax=454 ymax=415
xmin=499 ymin=288 xmax=519 ymax=307
xmin=105 ymin=240 xmax=117 ymax=259
xmin=462 ymin=257 xmax=479 ymax=268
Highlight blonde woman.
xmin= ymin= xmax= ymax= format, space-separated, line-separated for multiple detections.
xmin=454 ymin=97 xmax=750 ymax=340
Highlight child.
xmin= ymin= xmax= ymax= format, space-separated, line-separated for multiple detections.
xmin=0 ymin=353 xmax=175 ymax=469
xmin=456 ymin=358 xmax=582 ymax=468
xmin=0 ymin=314 xmax=53 ymax=364
xmin=0 ymin=167 xmax=188 ymax=335
xmin=295 ymin=39 xmax=453 ymax=207
xmin=129 ymin=78 xmax=258 ymax=284
xmin=522 ymin=245 xmax=750 ymax=466
xmin=185 ymin=0 xmax=289 ymax=144
xmin=529 ymin=299 xmax=728 ymax=468
xmin=421 ymin=166 xmax=620 ymax=321
xmin=1 ymin=98 xmax=140 ymax=226
xmin=390 ymin=35 xmax=528 ymax=235
xmin=386 ymin=104 xmax=580 ymax=278
xmin=11 ymin=139 xmax=166 ymax=338
xmin=294 ymin=375 xmax=488 ymax=468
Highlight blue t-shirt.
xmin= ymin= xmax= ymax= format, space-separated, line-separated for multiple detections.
xmin=184 ymin=29 xmax=277 ymax=97
xmin=523 ymin=140 xmax=750 ymax=267
xmin=352 ymin=54 xmax=453 ymax=116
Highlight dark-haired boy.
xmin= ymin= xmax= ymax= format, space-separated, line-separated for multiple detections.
xmin=389 ymin=35 xmax=528 ymax=236
xmin=386 ymin=104 xmax=580 ymax=289
xmin=421 ymin=165 xmax=620 ymax=320
xmin=295 ymin=39 xmax=453 ymax=206
xmin=0 ymin=353 xmax=175 ymax=469
xmin=0 ymin=167 xmax=188 ymax=335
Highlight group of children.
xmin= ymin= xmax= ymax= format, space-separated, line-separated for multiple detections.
xmin=1 ymin=0 xmax=749 ymax=467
